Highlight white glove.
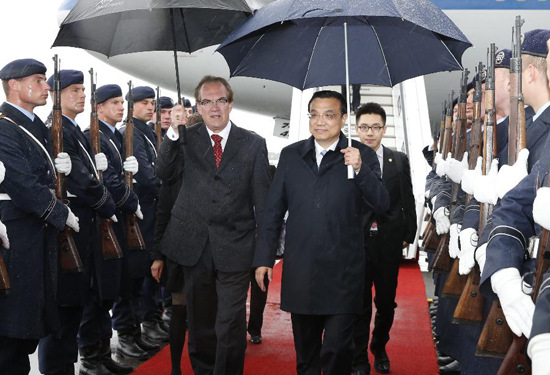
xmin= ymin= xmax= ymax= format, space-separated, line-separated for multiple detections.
xmin=94 ymin=153 xmax=108 ymax=172
xmin=123 ymin=156 xmax=139 ymax=175
xmin=0 ymin=161 xmax=5 ymax=184
xmin=55 ymin=152 xmax=72 ymax=175
xmin=449 ymin=223 xmax=461 ymax=259
xmin=458 ymin=228 xmax=478 ymax=275
xmin=66 ymin=207 xmax=80 ymax=233
xmin=433 ymin=207 xmax=450 ymax=235
xmin=497 ymin=148 xmax=529 ymax=199
xmin=135 ymin=204 xmax=143 ymax=220
xmin=474 ymin=159 xmax=499 ymax=205
xmin=527 ymin=333 xmax=550 ymax=375
xmin=110 ymin=214 xmax=118 ymax=223
xmin=0 ymin=220 xmax=9 ymax=249
xmin=533 ymin=187 xmax=550 ymax=231
xmin=491 ymin=267 xmax=535 ymax=338
xmin=434 ymin=152 xmax=443 ymax=166
xmin=446 ymin=152 xmax=469 ymax=184
xmin=436 ymin=153 xmax=449 ymax=177
xmin=461 ymin=156 xmax=482 ymax=195
xmin=425 ymin=189 xmax=430 ymax=199
xmin=475 ymin=243 xmax=487 ymax=278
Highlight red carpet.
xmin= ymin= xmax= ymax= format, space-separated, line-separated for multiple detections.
xmin=132 ymin=261 xmax=438 ymax=374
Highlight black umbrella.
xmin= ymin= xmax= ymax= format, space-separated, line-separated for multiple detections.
xmin=216 ymin=0 xmax=472 ymax=177
xmin=53 ymin=0 xmax=252 ymax=102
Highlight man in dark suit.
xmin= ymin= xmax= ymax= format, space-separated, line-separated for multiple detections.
xmin=156 ymin=75 xmax=271 ymax=375
xmin=351 ymin=102 xmax=417 ymax=375
xmin=254 ymin=90 xmax=389 ymax=375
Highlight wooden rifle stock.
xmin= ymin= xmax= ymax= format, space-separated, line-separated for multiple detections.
xmin=124 ymin=82 xmax=146 ymax=251
xmin=52 ymin=55 xmax=83 ymax=273
xmin=89 ymin=69 xmax=123 ymax=260
xmin=423 ymin=221 xmax=440 ymax=253
xmin=0 ymin=252 xmax=10 ymax=294
xmin=477 ymin=301 xmax=514 ymax=358
xmin=442 ymin=259 xmax=468 ymax=297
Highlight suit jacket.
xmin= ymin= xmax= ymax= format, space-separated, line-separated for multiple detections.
xmin=365 ymin=146 xmax=417 ymax=263
xmin=157 ymin=122 xmax=271 ymax=272
xmin=253 ymin=133 xmax=389 ymax=315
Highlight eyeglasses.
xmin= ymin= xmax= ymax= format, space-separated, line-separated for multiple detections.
xmin=199 ymin=98 xmax=229 ymax=108
xmin=357 ymin=125 xmax=384 ymax=133
xmin=307 ymin=112 xmax=342 ymax=121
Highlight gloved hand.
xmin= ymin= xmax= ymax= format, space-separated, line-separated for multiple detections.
xmin=461 ymin=156 xmax=482 ymax=195
xmin=436 ymin=153 xmax=449 ymax=177
xmin=55 ymin=152 xmax=72 ymax=175
xmin=474 ymin=159 xmax=499 ymax=205
xmin=475 ymin=243 xmax=487 ymax=277
xmin=496 ymin=148 xmax=529 ymax=199
xmin=0 ymin=220 xmax=9 ymax=249
xmin=433 ymin=207 xmax=450 ymax=235
xmin=527 ymin=333 xmax=550 ymax=375
xmin=66 ymin=207 xmax=80 ymax=233
xmin=123 ymin=156 xmax=139 ymax=175
xmin=458 ymin=228 xmax=478 ymax=275
xmin=533 ymin=187 xmax=550 ymax=231
xmin=135 ymin=204 xmax=143 ymax=220
xmin=110 ymin=215 xmax=118 ymax=223
xmin=491 ymin=267 xmax=535 ymax=338
xmin=94 ymin=153 xmax=108 ymax=172
xmin=434 ymin=152 xmax=443 ymax=166
xmin=0 ymin=161 xmax=5 ymax=184
xmin=446 ymin=152 xmax=469 ymax=184
xmin=449 ymin=223 xmax=461 ymax=259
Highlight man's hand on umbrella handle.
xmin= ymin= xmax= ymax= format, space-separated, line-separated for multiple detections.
xmin=171 ymin=104 xmax=188 ymax=129
xmin=340 ymin=147 xmax=361 ymax=173
xmin=255 ymin=266 xmax=272 ymax=292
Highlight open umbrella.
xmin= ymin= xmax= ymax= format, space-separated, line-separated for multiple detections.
xmin=216 ymin=0 xmax=472 ymax=176
xmin=53 ymin=0 xmax=252 ymax=101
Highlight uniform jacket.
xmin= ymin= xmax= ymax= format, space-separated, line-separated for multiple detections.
xmin=253 ymin=133 xmax=390 ymax=315
xmin=157 ymin=122 xmax=271 ymax=272
xmin=0 ymin=102 xmax=68 ymax=338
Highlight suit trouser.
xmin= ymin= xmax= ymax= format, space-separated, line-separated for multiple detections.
xmin=184 ymin=242 xmax=250 ymax=375
xmin=291 ymin=313 xmax=355 ymax=375
xmin=78 ymin=299 xmax=114 ymax=349
xmin=247 ymin=269 xmax=270 ymax=337
xmin=0 ymin=336 xmax=38 ymax=375
xmin=352 ymin=257 xmax=399 ymax=371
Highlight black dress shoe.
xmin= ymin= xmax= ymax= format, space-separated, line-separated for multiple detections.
xmin=135 ymin=335 xmax=160 ymax=352
xmin=371 ymin=349 xmax=390 ymax=374
xmin=116 ymin=335 xmax=149 ymax=360
xmin=158 ymin=320 xmax=170 ymax=334
xmin=142 ymin=320 xmax=169 ymax=342
xmin=439 ymin=360 xmax=460 ymax=374
xmin=437 ymin=355 xmax=455 ymax=366
xmin=250 ymin=335 xmax=262 ymax=344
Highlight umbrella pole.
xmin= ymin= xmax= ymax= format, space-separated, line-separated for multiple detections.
xmin=344 ymin=22 xmax=354 ymax=179
xmin=170 ymin=9 xmax=183 ymax=104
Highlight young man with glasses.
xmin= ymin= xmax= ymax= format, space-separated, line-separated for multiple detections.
xmin=254 ymin=90 xmax=389 ymax=375
xmin=352 ymin=102 xmax=417 ymax=375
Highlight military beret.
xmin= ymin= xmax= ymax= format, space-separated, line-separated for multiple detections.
xmin=183 ymin=98 xmax=192 ymax=108
xmin=126 ymin=86 xmax=155 ymax=102
xmin=521 ymin=29 xmax=550 ymax=57
xmin=0 ymin=58 xmax=47 ymax=80
xmin=46 ymin=69 xmax=84 ymax=91
xmin=96 ymin=84 xmax=122 ymax=104
xmin=495 ymin=49 xmax=511 ymax=69
xmin=159 ymin=96 xmax=174 ymax=109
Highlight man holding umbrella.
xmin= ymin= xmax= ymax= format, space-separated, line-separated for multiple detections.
xmin=255 ymin=90 xmax=389 ymax=375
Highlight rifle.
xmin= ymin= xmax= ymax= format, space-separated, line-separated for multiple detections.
xmin=51 ymin=54 xmax=83 ymax=273
xmin=454 ymin=59 xmax=489 ymax=324
xmin=441 ymin=70 xmax=470 ymax=296
xmin=88 ymin=68 xmax=123 ymax=260
xmin=155 ymin=86 xmax=162 ymax=150
xmin=0 ymin=252 xmax=10 ymax=294
xmin=124 ymin=81 xmax=146 ymax=251
xmin=431 ymin=92 xmax=455 ymax=274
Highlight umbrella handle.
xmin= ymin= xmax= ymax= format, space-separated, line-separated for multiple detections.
xmin=344 ymin=22 xmax=354 ymax=180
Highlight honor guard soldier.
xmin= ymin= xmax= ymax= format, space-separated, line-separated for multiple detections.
xmin=38 ymin=70 xmax=117 ymax=375
xmin=79 ymin=84 xmax=139 ymax=374
xmin=0 ymin=59 xmax=79 ymax=375
xmin=149 ymin=96 xmax=174 ymax=139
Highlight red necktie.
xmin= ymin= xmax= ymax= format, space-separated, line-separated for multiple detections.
xmin=211 ymin=134 xmax=223 ymax=168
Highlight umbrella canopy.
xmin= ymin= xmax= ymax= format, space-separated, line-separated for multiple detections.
xmin=53 ymin=0 xmax=252 ymax=57
xmin=217 ymin=0 xmax=473 ymax=90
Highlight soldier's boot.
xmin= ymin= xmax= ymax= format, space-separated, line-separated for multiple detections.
xmin=79 ymin=345 xmax=113 ymax=375
xmin=142 ymin=319 xmax=169 ymax=342
xmin=100 ymin=338 xmax=133 ymax=374
xmin=44 ymin=363 xmax=75 ymax=375
xmin=116 ymin=334 xmax=149 ymax=360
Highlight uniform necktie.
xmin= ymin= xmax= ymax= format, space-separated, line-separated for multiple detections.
xmin=212 ymin=134 xmax=223 ymax=168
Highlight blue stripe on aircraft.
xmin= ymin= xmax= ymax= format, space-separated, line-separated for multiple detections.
xmin=432 ymin=0 xmax=550 ymax=10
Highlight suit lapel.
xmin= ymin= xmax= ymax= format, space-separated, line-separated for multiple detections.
xmin=218 ymin=123 xmax=242 ymax=172
xmin=382 ymin=146 xmax=397 ymax=183
xmin=195 ymin=124 xmax=217 ymax=170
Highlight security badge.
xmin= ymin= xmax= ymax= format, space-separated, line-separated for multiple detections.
xmin=495 ymin=51 xmax=505 ymax=65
